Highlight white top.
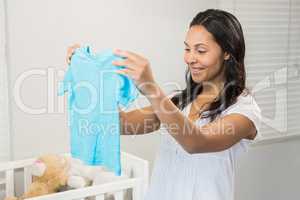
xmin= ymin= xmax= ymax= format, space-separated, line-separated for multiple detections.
xmin=144 ymin=93 xmax=262 ymax=200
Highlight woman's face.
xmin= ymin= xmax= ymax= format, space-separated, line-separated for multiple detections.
xmin=184 ymin=25 xmax=229 ymax=85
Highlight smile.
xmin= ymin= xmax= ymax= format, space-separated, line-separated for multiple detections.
xmin=190 ymin=67 xmax=205 ymax=75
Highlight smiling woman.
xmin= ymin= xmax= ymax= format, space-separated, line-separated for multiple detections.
xmin=114 ymin=9 xmax=261 ymax=200
xmin=66 ymin=9 xmax=261 ymax=200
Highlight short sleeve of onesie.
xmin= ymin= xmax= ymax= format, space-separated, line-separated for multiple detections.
xmin=117 ymin=74 xmax=139 ymax=109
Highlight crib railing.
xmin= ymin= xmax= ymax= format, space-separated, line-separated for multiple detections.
xmin=0 ymin=152 xmax=149 ymax=200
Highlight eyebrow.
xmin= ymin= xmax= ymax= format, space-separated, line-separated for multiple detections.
xmin=184 ymin=41 xmax=207 ymax=48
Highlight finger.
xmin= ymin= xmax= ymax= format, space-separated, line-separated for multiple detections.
xmin=72 ymin=44 xmax=81 ymax=49
xmin=68 ymin=44 xmax=81 ymax=52
xmin=66 ymin=50 xmax=73 ymax=58
xmin=67 ymin=44 xmax=80 ymax=55
xmin=115 ymin=69 xmax=127 ymax=76
xmin=112 ymin=60 xmax=136 ymax=71
xmin=66 ymin=57 xmax=70 ymax=65
xmin=113 ymin=49 xmax=141 ymax=61
xmin=66 ymin=44 xmax=81 ymax=65
xmin=115 ymin=69 xmax=134 ymax=78
xmin=66 ymin=53 xmax=74 ymax=65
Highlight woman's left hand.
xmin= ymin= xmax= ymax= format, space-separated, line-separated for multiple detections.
xmin=112 ymin=49 xmax=158 ymax=96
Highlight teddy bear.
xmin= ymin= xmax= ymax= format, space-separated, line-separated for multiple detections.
xmin=5 ymin=154 xmax=70 ymax=200
xmin=5 ymin=155 xmax=128 ymax=200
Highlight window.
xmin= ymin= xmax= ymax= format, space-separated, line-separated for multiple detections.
xmin=218 ymin=0 xmax=300 ymax=141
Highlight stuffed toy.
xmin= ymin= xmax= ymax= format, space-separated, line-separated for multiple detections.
xmin=5 ymin=154 xmax=70 ymax=200
xmin=67 ymin=157 xmax=129 ymax=200
xmin=5 ymin=155 xmax=128 ymax=200
xmin=67 ymin=157 xmax=128 ymax=186
xmin=67 ymin=157 xmax=106 ymax=188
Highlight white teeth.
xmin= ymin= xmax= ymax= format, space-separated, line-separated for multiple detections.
xmin=191 ymin=71 xmax=201 ymax=74
xmin=190 ymin=67 xmax=206 ymax=75
xmin=191 ymin=68 xmax=203 ymax=74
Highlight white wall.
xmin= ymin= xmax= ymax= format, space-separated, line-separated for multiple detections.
xmin=4 ymin=0 xmax=300 ymax=200
xmin=236 ymin=139 xmax=300 ymax=200
xmin=6 ymin=0 xmax=215 ymax=160
xmin=0 ymin=0 xmax=11 ymax=162
xmin=0 ymin=0 xmax=10 ymax=196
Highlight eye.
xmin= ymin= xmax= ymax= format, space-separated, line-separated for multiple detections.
xmin=197 ymin=49 xmax=206 ymax=54
xmin=184 ymin=48 xmax=191 ymax=52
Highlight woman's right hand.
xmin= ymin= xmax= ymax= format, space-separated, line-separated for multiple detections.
xmin=66 ymin=44 xmax=81 ymax=65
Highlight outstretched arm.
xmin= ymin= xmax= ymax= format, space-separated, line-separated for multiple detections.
xmin=119 ymin=106 xmax=161 ymax=135
xmin=113 ymin=49 xmax=258 ymax=154
xmin=144 ymin=87 xmax=257 ymax=153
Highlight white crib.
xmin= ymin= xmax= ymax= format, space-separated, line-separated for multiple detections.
xmin=0 ymin=152 xmax=149 ymax=200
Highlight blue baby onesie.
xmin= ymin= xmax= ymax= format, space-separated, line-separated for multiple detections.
xmin=58 ymin=46 xmax=138 ymax=176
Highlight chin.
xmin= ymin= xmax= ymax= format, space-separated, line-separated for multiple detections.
xmin=191 ymin=74 xmax=206 ymax=84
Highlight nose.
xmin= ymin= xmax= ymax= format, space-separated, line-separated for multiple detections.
xmin=185 ymin=51 xmax=197 ymax=65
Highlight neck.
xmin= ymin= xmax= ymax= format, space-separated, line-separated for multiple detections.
xmin=199 ymin=78 xmax=225 ymax=102
xmin=201 ymin=64 xmax=226 ymax=97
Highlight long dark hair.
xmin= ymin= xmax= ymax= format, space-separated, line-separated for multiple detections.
xmin=171 ymin=9 xmax=247 ymax=121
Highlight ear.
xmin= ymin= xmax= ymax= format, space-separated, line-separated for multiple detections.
xmin=30 ymin=160 xmax=46 ymax=177
xmin=224 ymin=52 xmax=230 ymax=61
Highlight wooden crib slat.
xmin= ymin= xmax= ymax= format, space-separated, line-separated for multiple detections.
xmin=95 ymin=194 xmax=105 ymax=200
xmin=24 ymin=166 xmax=32 ymax=192
xmin=121 ymin=152 xmax=149 ymax=200
xmin=24 ymin=178 xmax=139 ymax=200
xmin=5 ymin=169 xmax=14 ymax=197
xmin=1 ymin=152 xmax=149 ymax=200
xmin=132 ymin=182 xmax=142 ymax=200
xmin=113 ymin=190 xmax=124 ymax=200
xmin=0 ymin=177 xmax=5 ymax=185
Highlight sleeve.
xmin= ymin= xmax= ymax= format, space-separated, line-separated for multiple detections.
xmin=116 ymin=73 xmax=139 ymax=109
xmin=225 ymin=94 xmax=262 ymax=140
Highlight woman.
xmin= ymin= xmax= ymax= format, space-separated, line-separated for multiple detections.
xmin=67 ymin=9 xmax=261 ymax=200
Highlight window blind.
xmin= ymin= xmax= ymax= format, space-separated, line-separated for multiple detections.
xmin=0 ymin=0 xmax=11 ymax=162
xmin=218 ymin=0 xmax=300 ymax=140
